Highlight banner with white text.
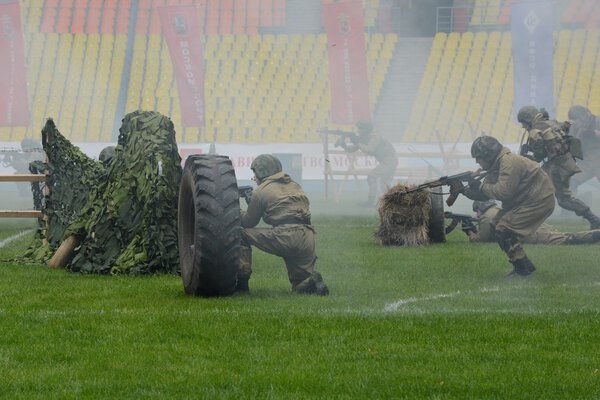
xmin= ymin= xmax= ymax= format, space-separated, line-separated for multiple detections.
xmin=159 ymin=5 xmax=206 ymax=127
xmin=323 ymin=0 xmax=371 ymax=124
xmin=511 ymin=0 xmax=555 ymax=119
xmin=0 ymin=1 xmax=30 ymax=126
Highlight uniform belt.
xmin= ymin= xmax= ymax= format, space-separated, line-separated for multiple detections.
xmin=276 ymin=218 xmax=310 ymax=226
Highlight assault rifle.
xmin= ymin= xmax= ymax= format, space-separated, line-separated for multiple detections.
xmin=401 ymin=170 xmax=486 ymax=206
xmin=238 ymin=185 xmax=254 ymax=203
xmin=444 ymin=211 xmax=479 ymax=235
xmin=319 ymin=129 xmax=361 ymax=148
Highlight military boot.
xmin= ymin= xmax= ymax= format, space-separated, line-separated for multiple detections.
xmin=507 ymin=257 xmax=536 ymax=277
xmin=292 ymin=272 xmax=329 ymax=296
xmin=582 ymin=209 xmax=600 ymax=230
xmin=234 ymin=277 xmax=249 ymax=293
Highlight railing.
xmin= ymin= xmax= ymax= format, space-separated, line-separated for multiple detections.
xmin=0 ymin=174 xmax=45 ymax=218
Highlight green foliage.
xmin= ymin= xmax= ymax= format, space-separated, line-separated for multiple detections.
xmin=1 ymin=215 xmax=600 ymax=399
xmin=68 ymin=111 xmax=182 ymax=275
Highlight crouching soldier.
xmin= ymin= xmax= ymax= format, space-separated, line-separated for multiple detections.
xmin=461 ymin=136 xmax=556 ymax=276
xmin=237 ymin=154 xmax=329 ymax=295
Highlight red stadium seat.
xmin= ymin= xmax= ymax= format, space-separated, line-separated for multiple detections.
xmin=101 ymin=7 xmax=116 ymax=33
xmin=41 ymin=7 xmax=57 ymax=33
xmin=57 ymin=7 xmax=72 ymax=33
xmin=233 ymin=0 xmax=247 ymax=34
xmin=206 ymin=1 xmax=219 ymax=34
xmin=86 ymin=7 xmax=101 ymax=33
xmin=71 ymin=7 xmax=86 ymax=33
xmin=246 ymin=0 xmax=260 ymax=34
xmin=260 ymin=0 xmax=273 ymax=26
xmin=273 ymin=0 xmax=285 ymax=26
xmin=497 ymin=0 xmax=511 ymax=24
xmin=116 ymin=9 xmax=130 ymax=34
xmin=220 ymin=0 xmax=234 ymax=34
xmin=561 ymin=0 xmax=581 ymax=23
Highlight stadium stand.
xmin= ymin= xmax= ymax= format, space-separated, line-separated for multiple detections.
xmin=2 ymin=0 xmax=600 ymax=145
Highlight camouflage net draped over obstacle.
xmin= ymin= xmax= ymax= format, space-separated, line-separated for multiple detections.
xmin=375 ymin=184 xmax=432 ymax=247
xmin=28 ymin=111 xmax=182 ymax=275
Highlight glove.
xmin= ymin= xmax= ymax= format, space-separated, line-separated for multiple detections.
xmin=468 ymin=179 xmax=481 ymax=192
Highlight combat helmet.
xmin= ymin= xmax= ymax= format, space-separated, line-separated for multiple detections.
xmin=356 ymin=120 xmax=373 ymax=135
xmin=517 ymin=106 xmax=540 ymax=127
xmin=251 ymin=154 xmax=282 ymax=180
xmin=471 ymin=136 xmax=502 ymax=162
xmin=568 ymin=105 xmax=592 ymax=121
xmin=99 ymin=146 xmax=116 ymax=165
xmin=472 ymin=199 xmax=497 ymax=214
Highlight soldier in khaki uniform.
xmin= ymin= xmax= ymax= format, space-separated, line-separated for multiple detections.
xmin=568 ymin=105 xmax=600 ymax=190
xmin=461 ymin=136 xmax=555 ymax=276
xmin=518 ymin=106 xmax=600 ymax=229
xmin=238 ymin=154 xmax=329 ymax=295
xmin=338 ymin=120 xmax=398 ymax=206
xmin=466 ymin=200 xmax=600 ymax=245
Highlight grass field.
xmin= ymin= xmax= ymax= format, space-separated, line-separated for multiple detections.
xmin=1 ymin=195 xmax=600 ymax=399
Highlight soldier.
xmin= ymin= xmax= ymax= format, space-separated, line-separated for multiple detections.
xmin=517 ymin=105 xmax=600 ymax=229
xmin=338 ymin=120 xmax=399 ymax=206
xmin=461 ymin=136 xmax=555 ymax=276
xmin=466 ymin=200 xmax=600 ymax=245
xmin=238 ymin=154 xmax=329 ymax=295
xmin=568 ymin=105 xmax=600 ymax=190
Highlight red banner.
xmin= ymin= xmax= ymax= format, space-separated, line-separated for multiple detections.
xmin=323 ymin=0 xmax=371 ymax=124
xmin=0 ymin=1 xmax=30 ymax=126
xmin=159 ymin=5 xmax=205 ymax=127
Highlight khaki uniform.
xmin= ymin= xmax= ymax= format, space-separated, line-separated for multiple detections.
xmin=525 ymin=114 xmax=590 ymax=216
xmin=345 ymin=133 xmax=398 ymax=201
xmin=240 ymin=172 xmax=317 ymax=288
xmin=469 ymin=206 xmax=600 ymax=245
xmin=570 ymin=114 xmax=600 ymax=188
xmin=464 ymin=147 xmax=555 ymax=262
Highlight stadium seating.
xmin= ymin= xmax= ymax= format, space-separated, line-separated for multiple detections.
xmin=3 ymin=1 xmax=600 ymax=145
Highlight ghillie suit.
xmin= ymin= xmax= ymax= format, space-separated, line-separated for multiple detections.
xmin=375 ymin=183 xmax=432 ymax=246
xmin=26 ymin=111 xmax=182 ymax=275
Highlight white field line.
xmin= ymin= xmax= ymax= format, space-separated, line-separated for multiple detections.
xmin=0 ymin=229 xmax=35 ymax=249
xmin=384 ymin=282 xmax=600 ymax=313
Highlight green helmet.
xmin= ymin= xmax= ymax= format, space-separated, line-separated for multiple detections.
xmin=356 ymin=120 xmax=373 ymax=135
xmin=471 ymin=136 xmax=502 ymax=162
xmin=251 ymin=154 xmax=282 ymax=180
xmin=568 ymin=105 xmax=592 ymax=121
xmin=99 ymin=146 xmax=116 ymax=164
xmin=517 ymin=106 xmax=540 ymax=126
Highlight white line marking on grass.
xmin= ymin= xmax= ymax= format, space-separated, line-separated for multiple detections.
xmin=384 ymin=283 xmax=600 ymax=313
xmin=0 ymin=229 xmax=35 ymax=249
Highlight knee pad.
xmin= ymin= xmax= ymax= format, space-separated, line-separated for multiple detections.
xmin=494 ymin=229 xmax=519 ymax=253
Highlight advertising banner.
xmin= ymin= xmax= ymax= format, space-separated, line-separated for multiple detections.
xmin=0 ymin=1 xmax=30 ymax=126
xmin=323 ymin=0 xmax=371 ymax=124
xmin=159 ymin=5 xmax=205 ymax=127
xmin=511 ymin=0 xmax=555 ymax=119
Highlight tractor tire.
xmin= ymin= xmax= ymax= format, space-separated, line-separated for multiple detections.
xmin=178 ymin=154 xmax=241 ymax=296
xmin=427 ymin=186 xmax=446 ymax=243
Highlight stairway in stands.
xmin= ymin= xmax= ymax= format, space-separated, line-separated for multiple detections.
xmin=374 ymin=37 xmax=432 ymax=142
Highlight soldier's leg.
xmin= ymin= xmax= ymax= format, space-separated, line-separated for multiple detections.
xmin=565 ymin=230 xmax=600 ymax=244
xmin=553 ymin=173 xmax=600 ymax=229
xmin=494 ymin=228 xmax=535 ymax=276
xmin=365 ymin=174 xmax=378 ymax=205
xmin=236 ymin=241 xmax=252 ymax=292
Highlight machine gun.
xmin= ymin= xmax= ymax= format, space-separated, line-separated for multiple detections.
xmin=319 ymin=129 xmax=362 ymax=148
xmin=444 ymin=211 xmax=479 ymax=234
xmin=401 ymin=170 xmax=486 ymax=206
xmin=238 ymin=185 xmax=254 ymax=203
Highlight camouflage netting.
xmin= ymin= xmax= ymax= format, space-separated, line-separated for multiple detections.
xmin=375 ymin=184 xmax=432 ymax=246
xmin=23 ymin=118 xmax=105 ymax=261
xmin=25 ymin=111 xmax=182 ymax=275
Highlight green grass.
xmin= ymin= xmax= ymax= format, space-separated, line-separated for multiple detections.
xmin=1 ymin=214 xmax=600 ymax=399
